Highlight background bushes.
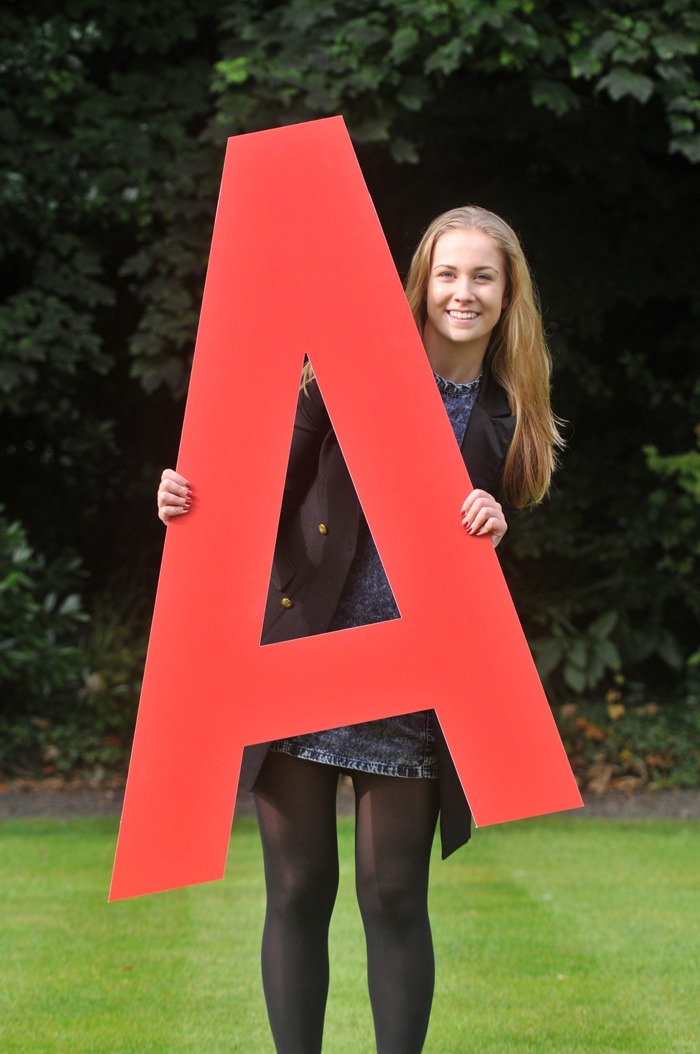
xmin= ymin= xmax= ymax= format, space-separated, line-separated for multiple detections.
xmin=1 ymin=1 xmax=698 ymax=784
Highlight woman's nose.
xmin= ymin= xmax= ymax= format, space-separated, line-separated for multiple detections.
xmin=454 ymin=280 xmax=474 ymax=302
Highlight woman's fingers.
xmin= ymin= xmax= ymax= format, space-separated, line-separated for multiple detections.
xmin=157 ymin=468 xmax=193 ymax=524
xmin=460 ymin=489 xmax=507 ymax=548
xmin=160 ymin=468 xmax=190 ymax=489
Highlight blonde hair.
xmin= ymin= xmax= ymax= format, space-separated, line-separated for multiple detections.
xmin=302 ymin=205 xmax=564 ymax=507
xmin=405 ymin=205 xmax=563 ymax=507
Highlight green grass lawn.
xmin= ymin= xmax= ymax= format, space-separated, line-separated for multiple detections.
xmin=0 ymin=814 xmax=697 ymax=1053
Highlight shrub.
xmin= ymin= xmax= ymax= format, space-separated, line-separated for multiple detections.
xmin=0 ymin=511 xmax=146 ymax=779
xmin=0 ymin=509 xmax=87 ymax=713
xmin=557 ymin=677 xmax=700 ymax=792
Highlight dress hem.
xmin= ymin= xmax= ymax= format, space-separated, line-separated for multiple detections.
xmin=269 ymin=741 xmax=438 ymax=779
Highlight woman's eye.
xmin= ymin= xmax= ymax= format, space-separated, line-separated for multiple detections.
xmin=476 ymin=272 xmax=493 ymax=281
xmin=437 ymin=270 xmax=455 ymax=278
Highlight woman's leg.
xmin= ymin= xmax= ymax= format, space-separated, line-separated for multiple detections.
xmin=253 ymin=751 xmax=341 ymax=1054
xmin=352 ymin=772 xmax=440 ymax=1054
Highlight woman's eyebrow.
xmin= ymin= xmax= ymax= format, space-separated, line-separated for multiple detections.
xmin=432 ymin=262 xmax=500 ymax=273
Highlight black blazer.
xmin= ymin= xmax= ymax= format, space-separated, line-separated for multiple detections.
xmin=240 ymin=364 xmax=517 ymax=858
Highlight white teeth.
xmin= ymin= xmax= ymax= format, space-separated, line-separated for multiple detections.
xmin=448 ymin=310 xmax=478 ymax=320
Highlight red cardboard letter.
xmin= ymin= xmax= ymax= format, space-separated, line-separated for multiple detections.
xmin=110 ymin=117 xmax=582 ymax=901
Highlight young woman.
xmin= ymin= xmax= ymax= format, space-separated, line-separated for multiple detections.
xmin=157 ymin=206 xmax=562 ymax=1054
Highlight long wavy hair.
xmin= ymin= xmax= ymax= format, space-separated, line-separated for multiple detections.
xmin=405 ymin=205 xmax=563 ymax=507
xmin=302 ymin=205 xmax=564 ymax=507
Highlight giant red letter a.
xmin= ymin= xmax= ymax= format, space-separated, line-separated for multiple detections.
xmin=110 ymin=118 xmax=581 ymax=901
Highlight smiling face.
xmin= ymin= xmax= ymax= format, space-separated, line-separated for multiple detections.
xmin=422 ymin=228 xmax=509 ymax=382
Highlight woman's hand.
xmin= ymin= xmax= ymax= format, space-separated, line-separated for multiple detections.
xmin=461 ymin=489 xmax=507 ymax=548
xmin=157 ymin=469 xmax=192 ymax=524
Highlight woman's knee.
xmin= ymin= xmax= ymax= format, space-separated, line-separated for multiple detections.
xmin=355 ymin=867 xmax=429 ymax=931
xmin=267 ymin=858 xmax=339 ymax=924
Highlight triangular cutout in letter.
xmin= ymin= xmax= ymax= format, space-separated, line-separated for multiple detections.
xmin=110 ymin=117 xmax=581 ymax=902
xmin=261 ymin=368 xmax=401 ymax=646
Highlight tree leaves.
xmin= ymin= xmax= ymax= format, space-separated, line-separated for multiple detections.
xmin=3 ymin=0 xmax=700 ymax=722
xmin=532 ymin=79 xmax=582 ymax=116
xmin=597 ymin=67 xmax=655 ymax=104
xmin=0 ymin=511 xmax=87 ymax=705
xmin=213 ymin=1 xmax=700 ymax=163
xmin=532 ymin=612 xmax=621 ymax=696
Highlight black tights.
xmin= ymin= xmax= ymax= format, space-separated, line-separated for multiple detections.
xmin=253 ymin=750 xmax=440 ymax=1054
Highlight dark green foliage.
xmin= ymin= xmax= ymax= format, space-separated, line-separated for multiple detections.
xmin=644 ymin=433 xmax=700 ymax=657
xmin=0 ymin=509 xmax=87 ymax=707
xmin=214 ymin=0 xmax=700 ymax=159
xmin=1 ymin=0 xmax=699 ymax=780
xmin=0 ymin=508 xmax=86 ymax=776
xmin=0 ymin=1 xmax=221 ymax=572
xmin=0 ymin=512 xmax=145 ymax=777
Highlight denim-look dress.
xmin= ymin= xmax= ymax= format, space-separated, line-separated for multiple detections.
xmin=270 ymin=372 xmax=481 ymax=778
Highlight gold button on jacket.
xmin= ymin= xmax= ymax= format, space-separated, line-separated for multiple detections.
xmin=318 ymin=523 xmax=328 ymax=535
xmin=280 ymin=597 xmax=293 ymax=609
